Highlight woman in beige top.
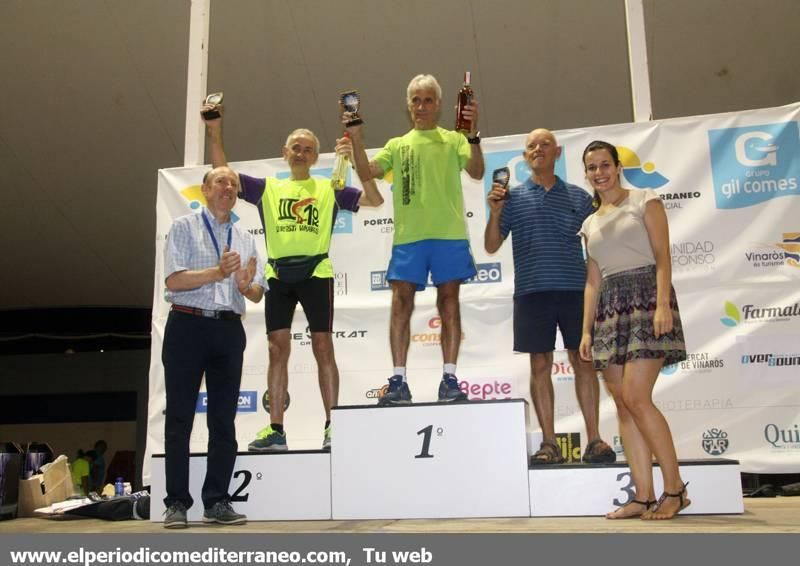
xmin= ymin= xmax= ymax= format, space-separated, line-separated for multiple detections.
xmin=578 ymin=140 xmax=689 ymax=520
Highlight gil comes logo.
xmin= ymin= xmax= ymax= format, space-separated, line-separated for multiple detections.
xmin=708 ymin=122 xmax=800 ymax=209
xmin=617 ymin=147 xmax=669 ymax=188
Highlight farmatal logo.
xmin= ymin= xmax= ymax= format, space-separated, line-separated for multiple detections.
xmin=709 ymin=122 xmax=800 ymax=209
xmin=720 ymin=300 xmax=800 ymax=327
xmin=702 ymin=428 xmax=729 ymax=456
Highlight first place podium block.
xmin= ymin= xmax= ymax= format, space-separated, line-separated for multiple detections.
xmin=331 ymin=399 xmax=530 ymax=520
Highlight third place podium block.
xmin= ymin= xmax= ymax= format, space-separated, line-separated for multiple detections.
xmin=330 ymin=399 xmax=530 ymax=520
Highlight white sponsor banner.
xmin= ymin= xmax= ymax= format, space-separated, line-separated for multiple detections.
xmin=145 ymin=103 xmax=800 ymax=482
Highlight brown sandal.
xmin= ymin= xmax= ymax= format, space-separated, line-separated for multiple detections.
xmin=606 ymin=499 xmax=656 ymax=519
xmin=642 ymin=482 xmax=691 ymax=520
xmin=530 ymin=441 xmax=566 ymax=465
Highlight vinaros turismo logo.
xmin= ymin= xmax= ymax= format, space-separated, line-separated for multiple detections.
xmin=708 ymin=122 xmax=800 ymax=209
xmin=720 ymin=300 xmax=800 ymax=326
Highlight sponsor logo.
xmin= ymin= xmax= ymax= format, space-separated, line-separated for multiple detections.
xmin=744 ymin=232 xmax=800 ymax=271
xmin=369 ymin=263 xmax=502 ymax=291
xmin=702 ymin=428 xmax=729 ymax=456
xmin=617 ymin=147 xmax=669 ymax=189
xmin=179 ymin=185 xmax=240 ymax=222
xmin=655 ymin=398 xmax=733 ymax=411
xmin=411 ymin=316 xmax=464 ymax=346
xmin=370 ymin=270 xmax=389 ymax=291
xmin=262 ymin=390 xmax=290 ymax=413
xmin=365 ymin=385 xmax=388 ymax=401
xmin=672 ymin=240 xmax=716 ymax=273
xmin=617 ymin=146 xmax=702 ymax=209
xmin=740 ymin=352 xmax=800 ymax=367
xmin=362 ymin=217 xmax=394 ymax=234
xmin=612 ymin=435 xmax=625 ymax=455
xmin=552 ymin=361 xmax=575 ymax=383
xmin=720 ymin=300 xmax=800 ymax=327
xmin=196 ymin=390 xmax=257 ymax=413
xmin=660 ymin=363 xmax=679 ymax=376
xmin=333 ymin=211 xmax=353 ymax=234
xmin=334 ymin=271 xmax=348 ymax=296
xmin=291 ymin=325 xmax=367 ymax=346
xmin=664 ymin=352 xmax=725 ymax=375
xmin=763 ymin=422 xmax=800 ymax=450
xmin=458 ymin=379 xmax=513 ymax=401
xmin=555 ymin=432 xmax=582 ymax=463
xmin=709 ymin=122 xmax=800 ymax=209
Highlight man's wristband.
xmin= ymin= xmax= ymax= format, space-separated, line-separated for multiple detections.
xmin=467 ymin=132 xmax=481 ymax=145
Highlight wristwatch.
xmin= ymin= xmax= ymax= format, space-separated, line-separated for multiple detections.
xmin=467 ymin=132 xmax=481 ymax=145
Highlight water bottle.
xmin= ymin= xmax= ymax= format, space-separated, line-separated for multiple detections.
xmin=115 ymin=477 xmax=124 ymax=497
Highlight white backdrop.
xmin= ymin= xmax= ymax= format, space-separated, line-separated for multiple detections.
xmin=145 ymin=103 xmax=800 ymax=483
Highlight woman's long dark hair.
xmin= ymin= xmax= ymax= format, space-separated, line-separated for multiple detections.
xmin=582 ymin=140 xmax=621 ymax=209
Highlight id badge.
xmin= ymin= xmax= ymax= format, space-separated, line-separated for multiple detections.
xmin=214 ymin=280 xmax=231 ymax=306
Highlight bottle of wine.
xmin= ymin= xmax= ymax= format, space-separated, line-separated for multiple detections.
xmin=455 ymin=71 xmax=473 ymax=134
xmin=331 ymin=132 xmax=350 ymax=191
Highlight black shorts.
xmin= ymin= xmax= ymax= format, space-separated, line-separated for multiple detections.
xmin=265 ymin=277 xmax=334 ymax=333
xmin=513 ymin=291 xmax=584 ymax=353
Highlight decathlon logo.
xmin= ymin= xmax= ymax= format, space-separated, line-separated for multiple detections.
xmin=709 ymin=122 xmax=800 ymax=209
xmin=196 ymin=391 xmax=258 ymax=413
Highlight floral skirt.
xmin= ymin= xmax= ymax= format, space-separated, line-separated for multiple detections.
xmin=592 ymin=265 xmax=687 ymax=370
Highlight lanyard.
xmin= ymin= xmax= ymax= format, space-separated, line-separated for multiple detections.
xmin=201 ymin=209 xmax=232 ymax=259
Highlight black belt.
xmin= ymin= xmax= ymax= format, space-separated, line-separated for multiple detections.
xmin=171 ymin=305 xmax=240 ymax=321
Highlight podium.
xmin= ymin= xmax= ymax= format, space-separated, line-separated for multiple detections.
xmin=330 ymin=399 xmax=531 ymax=519
xmin=150 ymin=398 xmax=743 ymax=522
xmin=150 ymin=451 xmax=331 ymax=522
xmin=529 ymin=459 xmax=743 ymax=516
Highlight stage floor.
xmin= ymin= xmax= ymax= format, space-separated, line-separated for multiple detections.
xmin=0 ymin=498 xmax=797 ymax=534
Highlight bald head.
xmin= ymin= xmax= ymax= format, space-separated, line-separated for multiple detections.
xmin=523 ymin=128 xmax=561 ymax=177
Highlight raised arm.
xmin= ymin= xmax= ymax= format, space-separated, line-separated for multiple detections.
xmin=484 ymin=182 xmax=509 ymax=253
xmin=461 ymin=100 xmax=485 ymax=180
xmin=201 ymin=101 xmax=229 ymax=168
xmin=338 ymin=117 xmax=383 ymax=207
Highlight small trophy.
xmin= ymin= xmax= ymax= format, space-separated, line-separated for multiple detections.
xmin=201 ymin=92 xmax=224 ymax=120
xmin=493 ymin=167 xmax=511 ymax=200
xmin=340 ymin=90 xmax=363 ymax=126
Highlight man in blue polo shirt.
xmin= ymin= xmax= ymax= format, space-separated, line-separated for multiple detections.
xmin=484 ymin=129 xmax=615 ymax=465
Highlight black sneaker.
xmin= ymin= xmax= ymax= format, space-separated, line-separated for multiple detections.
xmin=202 ymin=499 xmax=247 ymax=525
xmin=163 ymin=502 xmax=188 ymax=529
xmin=377 ymin=375 xmax=412 ymax=406
xmin=438 ymin=373 xmax=468 ymax=402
